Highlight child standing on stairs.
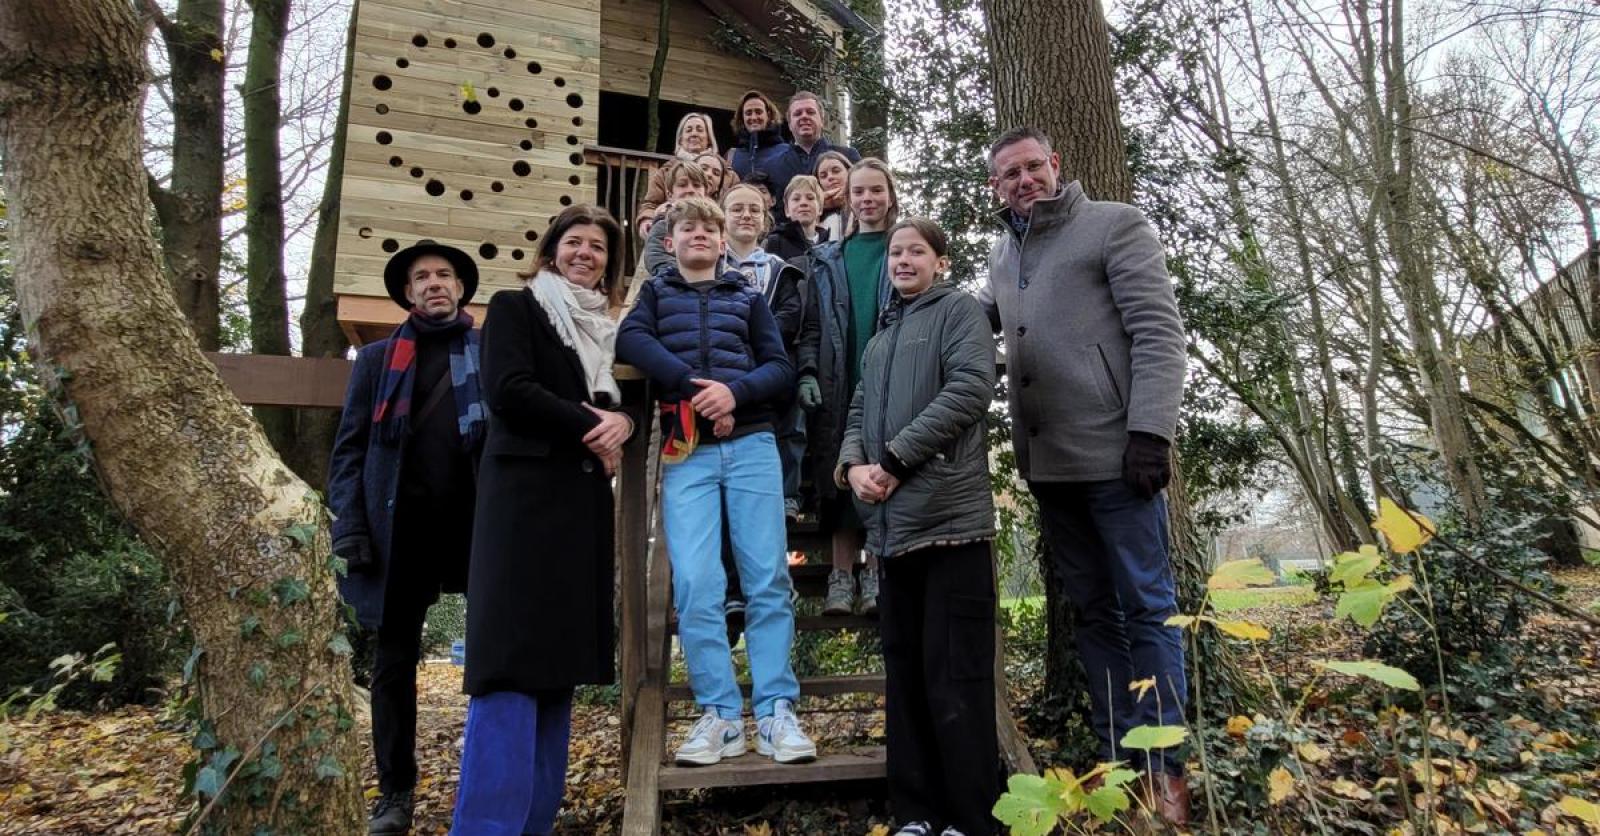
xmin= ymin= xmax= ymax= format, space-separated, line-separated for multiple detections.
xmin=617 ymin=197 xmax=818 ymax=768
xmin=836 ymin=218 xmax=1000 ymax=836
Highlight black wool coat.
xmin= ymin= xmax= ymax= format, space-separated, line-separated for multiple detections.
xmin=465 ymin=287 xmax=617 ymax=696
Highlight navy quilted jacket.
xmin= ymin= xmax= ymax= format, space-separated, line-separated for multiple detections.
xmin=617 ymin=267 xmax=795 ymax=431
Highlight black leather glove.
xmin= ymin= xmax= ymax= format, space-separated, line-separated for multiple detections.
xmin=1122 ymin=432 xmax=1172 ymax=500
xmin=333 ymin=535 xmax=374 ymax=574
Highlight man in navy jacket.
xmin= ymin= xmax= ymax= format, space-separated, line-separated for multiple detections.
xmin=327 ymin=241 xmax=485 ymax=835
xmin=765 ymin=91 xmax=861 ymax=225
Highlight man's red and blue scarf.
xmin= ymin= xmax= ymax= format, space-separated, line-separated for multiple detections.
xmin=373 ymin=311 xmax=484 ymax=450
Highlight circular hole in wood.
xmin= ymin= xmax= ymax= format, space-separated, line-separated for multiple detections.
xmin=559 ymin=195 xmax=573 ymax=206
xmin=425 ymin=179 xmax=445 ymax=196
xmin=568 ymin=152 xmax=582 ymax=165
xmin=504 ymin=47 xmax=517 ymax=59
xmin=460 ymin=189 xmax=474 ymax=201
xmin=444 ymin=37 xmax=457 ymax=48
xmin=477 ymin=32 xmax=495 ymax=48
xmin=395 ymin=58 xmax=409 ymax=68
xmin=463 ymin=100 xmax=482 ymax=115
xmin=554 ymin=76 xmax=566 ymax=87
xmin=487 ymin=87 xmax=499 ymax=98
xmin=526 ymin=61 xmax=542 ymax=74
xmin=373 ymin=74 xmax=393 ymax=90
xmin=358 ymin=227 xmax=373 ymax=238
xmin=376 ymin=130 xmax=393 ymax=144
xmin=519 ymin=139 xmax=533 ymax=151
xmin=412 ymin=34 xmax=428 ymax=47
xmin=524 ymin=230 xmax=538 ymax=241
xmin=512 ymin=248 xmax=525 ymax=260
xmin=525 ymin=118 xmax=539 ymax=129
xmin=566 ymin=93 xmax=583 ymax=108
xmin=509 ymin=99 xmax=525 ymax=111
xmin=376 ymin=103 xmax=390 ymax=115
xmin=410 ymin=166 xmax=424 ymax=178
xmin=491 ymin=181 xmax=504 ymax=192
xmin=388 ymin=155 xmax=403 ymax=166
xmin=568 ymin=174 xmax=581 ymax=186
xmin=512 ymin=160 xmax=531 ymax=176
xmin=566 ymin=135 xmax=579 ymax=145
xmin=479 ymin=243 xmax=498 ymax=260
xmin=571 ymin=116 xmax=583 ymax=126
xmin=382 ymin=238 xmax=400 ymax=252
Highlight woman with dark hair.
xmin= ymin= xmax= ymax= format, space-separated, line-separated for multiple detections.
xmin=451 ymin=205 xmax=633 ymax=835
xmin=836 ymin=217 xmax=999 ymax=836
xmin=728 ymin=90 xmax=790 ymax=182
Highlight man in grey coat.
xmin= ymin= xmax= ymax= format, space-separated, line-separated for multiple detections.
xmin=976 ymin=126 xmax=1190 ymax=825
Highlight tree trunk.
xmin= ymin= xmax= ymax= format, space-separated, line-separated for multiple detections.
xmin=145 ymin=0 xmax=225 ymax=351
xmin=978 ymin=0 xmax=1132 ymax=202
xmin=289 ymin=0 xmax=358 ymax=490
xmin=846 ymin=0 xmax=888 ymax=159
xmin=0 ymin=1 xmax=364 ymax=831
xmin=243 ymin=0 xmax=295 ymax=454
xmin=979 ymin=0 xmax=1253 ymax=714
xmin=644 ymin=0 xmax=669 ymax=150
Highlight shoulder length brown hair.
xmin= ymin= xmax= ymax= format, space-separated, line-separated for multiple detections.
xmin=520 ymin=205 xmax=626 ymax=307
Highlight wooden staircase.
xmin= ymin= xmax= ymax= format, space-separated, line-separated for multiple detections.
xmin=612 ymin=378 xmax=1035 ymax=836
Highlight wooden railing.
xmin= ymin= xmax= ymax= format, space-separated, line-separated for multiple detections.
xmin=585 ymin=144 xmax=675 ymax=279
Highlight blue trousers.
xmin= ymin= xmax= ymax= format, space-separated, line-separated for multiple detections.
xmin=1030 ymin=479 xmax=1187 ymax=775
xmin=662 ymin=431 xmax=800 ymax=720
xmin=451 ymin=689 xmax=573 ymax=836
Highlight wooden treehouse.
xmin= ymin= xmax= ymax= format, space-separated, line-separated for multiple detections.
xmin=333 ymin=0 xmax=865 ymax=344
xmin=210 ymin=0 xmax=1038 ymax=832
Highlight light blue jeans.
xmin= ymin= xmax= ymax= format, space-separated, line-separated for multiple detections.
xmin=663 ymin=430 xmax=800 ymax=720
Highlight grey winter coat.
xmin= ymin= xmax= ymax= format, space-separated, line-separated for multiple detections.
xmin=836 ymin=285 xmax=996 ymax=558
xmin=976 ymin=181 xmax=1186 ymax=482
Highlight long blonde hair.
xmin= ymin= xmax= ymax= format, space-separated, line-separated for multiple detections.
xmin=845 ymin=158 xmax=900 ymax=237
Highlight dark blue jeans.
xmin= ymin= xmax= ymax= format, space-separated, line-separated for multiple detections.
xmin=1030 ymin=479 xmax=1187 ymax=775
xmin=451 ymin=688 xmax=573 ymax=835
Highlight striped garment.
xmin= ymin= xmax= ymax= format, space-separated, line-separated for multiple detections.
xmin=373 ymin=310 xmax=484 ymax=451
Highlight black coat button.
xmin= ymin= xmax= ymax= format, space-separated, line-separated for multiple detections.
xmin=582 ymin=460 xmax=595 ymax=473
xmin=1017 ymin=326 xmax=1028 ymax=336
xmin=1028 ymin=426 xmax=1039 ymax=437
xmin=1020 ymin=376 xmax=1031 ymax=387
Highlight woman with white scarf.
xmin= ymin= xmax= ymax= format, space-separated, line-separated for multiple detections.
xmin=637 ymin=112 xmax=741 ymax=232
xmin=452 ymin=205 xmax=632 ymax=835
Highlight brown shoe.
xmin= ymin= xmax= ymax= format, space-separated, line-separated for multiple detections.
xmin=1142 ymin=772 xmax=1191 ymax=828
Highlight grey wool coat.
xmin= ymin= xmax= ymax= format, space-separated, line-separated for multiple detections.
xmin=836 ymin=284 xmax=997 ymax=558
xmin=977 ymin=181 xmax=1186 ymax=482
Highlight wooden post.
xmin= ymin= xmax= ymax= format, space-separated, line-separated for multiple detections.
xmin=617 ymin=376 xmax=653 ymax=766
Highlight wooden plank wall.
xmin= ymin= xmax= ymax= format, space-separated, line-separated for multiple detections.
xmin=600 ymin=0 xmax=792 ymax=111
xmin=337 ymin=0 xmax=603 ymax=309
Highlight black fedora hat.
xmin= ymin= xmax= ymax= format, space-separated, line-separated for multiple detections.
xmin=382 ymin=240 xmax=480 ymax=310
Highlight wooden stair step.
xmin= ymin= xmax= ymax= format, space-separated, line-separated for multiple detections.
xmin=664 ymin=673 xmax=885 ymax=702
xmin=658 ymin=746 xmax=886 ymax=791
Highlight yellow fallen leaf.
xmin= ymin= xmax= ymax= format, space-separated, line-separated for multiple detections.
xmin=865 ymin=826 xmax=892 ymax=836
xmin=1557 ymin=795 xmax=1600 ymax=826
xmin=1215 ymin=619 xmax=1271 ymax=640
xmin=1330 ymin=778 xmax=1374 ymax=800
xmin=1372 ymin=497 xmax=1435 ymax=554
xmin=744 ymin=823 xmax=774 ymax=836
xmin=1128 ymin=676 xmax=1157 ymax=702
xmin=461 ymin=80 xmax=478 ymax=103
xmin=1297 ymin=742 xmax=1330 ymax=764
xmin=209 ymin=48 xmax=223 ymax=62
xmin=1226 ymin=715 xmax=1254 ymax=738
xmin=1268 ymin=766 xmax=1295 ymax=804
xmin=1165 ymin=614 xmax=1197 ymax=629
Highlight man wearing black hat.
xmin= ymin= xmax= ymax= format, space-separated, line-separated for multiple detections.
xmin=328 ymin=241 xmax=485 ymax=835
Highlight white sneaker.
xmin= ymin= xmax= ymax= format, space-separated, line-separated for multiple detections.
xmin=675 ymin=710 xmax=746 ymax=766
xmin=939 ymin=828 xmax=968 ymax=836
xmin=893 ymin=824 xmax=932 ymax=836
xmin=756 ymin=699 xmax=817 ymax=763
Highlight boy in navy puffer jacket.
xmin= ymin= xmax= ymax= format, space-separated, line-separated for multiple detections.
xmin=617 ymin=197 xmax=817 ymax=768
